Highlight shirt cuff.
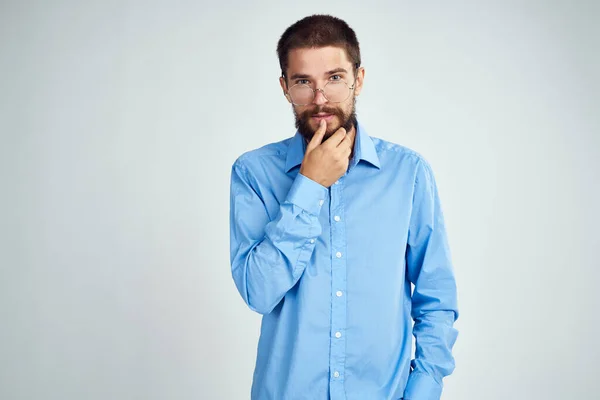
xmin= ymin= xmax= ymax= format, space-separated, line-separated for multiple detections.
xmin=285 ymin=173 xmax=327 ymax=216
xmin=403 ymin=371 xmax=442 ymax=400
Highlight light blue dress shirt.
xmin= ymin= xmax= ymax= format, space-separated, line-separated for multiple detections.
xmin=229 ymin=121 xmax=459 ymax=400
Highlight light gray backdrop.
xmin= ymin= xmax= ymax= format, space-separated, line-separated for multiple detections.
xmin=1 ymin=1 xmax=598 ymax=399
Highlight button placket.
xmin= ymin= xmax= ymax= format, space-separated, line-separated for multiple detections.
xmin=328 ymin=179 xmax=348 ymax=399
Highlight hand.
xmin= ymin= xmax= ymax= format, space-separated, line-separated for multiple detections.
xmin=299 ymin=119 xmax=355 ymax=188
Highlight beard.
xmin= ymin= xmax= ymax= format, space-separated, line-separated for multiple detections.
xmin=294 ymin=97 xmax=357 ymax=144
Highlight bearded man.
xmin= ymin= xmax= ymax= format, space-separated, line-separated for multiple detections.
xmin=229 ymin=14 xmax=459 ymax=400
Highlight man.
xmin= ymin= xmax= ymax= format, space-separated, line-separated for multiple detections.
xmin=229 ymin=14 xmax=458 ymax=400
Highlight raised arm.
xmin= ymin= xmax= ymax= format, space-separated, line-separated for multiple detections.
xmin=229 ymin=160 xmax=327 ymax=315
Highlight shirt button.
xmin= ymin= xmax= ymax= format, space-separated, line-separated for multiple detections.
xmin=319 ymin=199 xmax=324 ymax=206
xmin=310 ymin=239 xmax=315 ymax=243
xmin=334 ymin=180 xmax=340 ymax=185
xmin=333 ymin=371 xmax=340 ymax=378
xmin=336 ymin=251 xmax=342 ymax=258
xmin=336 ymin=290 xmax=343 ymax=297
xmin=334 ymin=215 xmax=340 ymax=222
xmin=335 ymin=331 xmax=342 ymax=338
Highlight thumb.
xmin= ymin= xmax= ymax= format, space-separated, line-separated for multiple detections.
xmin=307 ymin=119 xmax=327 ymax=151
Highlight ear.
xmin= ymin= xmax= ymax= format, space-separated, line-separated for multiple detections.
xmin=279 ymin=76 xmax=292 ymax=103
xmin=353 ymin=67 xmax=365 ymax=97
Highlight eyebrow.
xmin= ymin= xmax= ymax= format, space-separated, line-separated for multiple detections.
xmin=289 ymin=68 xmax=349 ymax=81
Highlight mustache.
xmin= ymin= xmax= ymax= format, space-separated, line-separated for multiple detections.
xmin=301 ymin=107 xmax=342 ymax=118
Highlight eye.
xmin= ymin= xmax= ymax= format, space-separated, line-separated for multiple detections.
xmin=330 ymin=75 xmax=342 ymax=81
xmin=296 ymin=79 xmax=310 ymax=85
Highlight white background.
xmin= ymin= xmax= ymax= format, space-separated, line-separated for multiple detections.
xmin=1 ymin=1 xmax=598 ymax=399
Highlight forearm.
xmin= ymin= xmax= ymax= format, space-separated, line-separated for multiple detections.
xmin=404 ymin=309 xmax=458 ymax=400
xmin=230 ymin=163 xmax=327 ymax=314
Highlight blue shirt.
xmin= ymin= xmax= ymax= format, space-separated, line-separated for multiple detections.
xmin=229 ymin=121 xmax=459 ymax=400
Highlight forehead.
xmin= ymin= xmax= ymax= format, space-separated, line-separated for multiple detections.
xmin=287 ymin=46 xmax=351 ymax=76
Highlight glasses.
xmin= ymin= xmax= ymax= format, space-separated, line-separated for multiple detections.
xmin=286 ymin=79 xmax=356 ymax=106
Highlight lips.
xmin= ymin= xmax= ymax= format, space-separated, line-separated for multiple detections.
xmin=311 ymin=114 xmax=334 ymax=121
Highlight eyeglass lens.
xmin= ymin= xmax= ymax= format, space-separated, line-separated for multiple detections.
xmin=289 ymin=81 xmax=350 ymax=105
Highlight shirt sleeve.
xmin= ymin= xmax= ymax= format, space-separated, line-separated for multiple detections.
xmin=403 ymin=157 xmax=459 ymax=400
xmin=229 ymin=160 xmax=327 ymax=315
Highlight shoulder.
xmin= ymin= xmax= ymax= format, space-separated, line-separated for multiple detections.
xmin=232 ymin=136 xmax=293 ymax=170
xmin=370 ymin=135 xmax=434 ymax=174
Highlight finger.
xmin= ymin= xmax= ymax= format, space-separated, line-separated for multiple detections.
xmin=307 ymin=119 xmax=327 ymax=151
xmin=337 ymin=128 xmax=353 ymax=149
xmin=346 ymin=127 xmax=356 ymax=142
xmin=336 ymin=136 xmax=353 ymax=159
xmin=322 ymin=126 xmax=347 ymax=148
xmin=347 ymin=128 xmax=356 ymax=150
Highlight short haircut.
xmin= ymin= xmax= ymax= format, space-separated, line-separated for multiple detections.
xmin=276 ymin=14 xmax=361 ymax=83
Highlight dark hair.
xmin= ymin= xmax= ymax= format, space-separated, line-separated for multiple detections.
xmin=276 ymin=14 xmax=361 ymax=84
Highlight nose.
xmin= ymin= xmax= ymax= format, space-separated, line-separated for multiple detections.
xmin=312 ymin=88 xmax=328 ymax=105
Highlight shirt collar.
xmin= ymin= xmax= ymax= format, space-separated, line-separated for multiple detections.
xmin=285 ymin=120 xmax=381 ymax=173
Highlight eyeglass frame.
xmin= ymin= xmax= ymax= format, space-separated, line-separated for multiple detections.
xmin=282 ymin=63 xmax=360 ymax=106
